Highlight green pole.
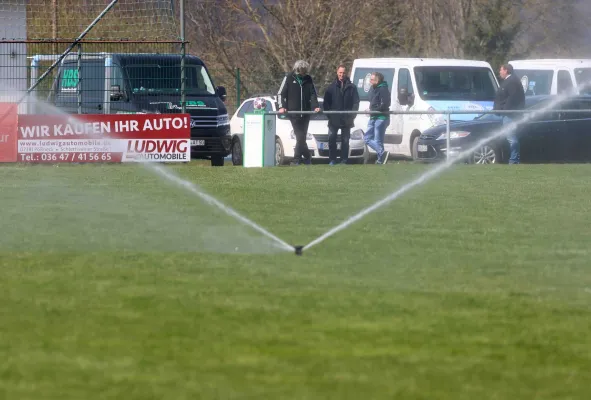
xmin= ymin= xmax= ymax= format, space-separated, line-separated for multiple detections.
xmin=180 ymin=0 xmax=186 ymax=113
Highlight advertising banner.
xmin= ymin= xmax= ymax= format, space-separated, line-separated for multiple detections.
xmin=0 ymin=103 xmax=18 ymax=162
xmin=16 ymin=113 xmax=191 ymax=163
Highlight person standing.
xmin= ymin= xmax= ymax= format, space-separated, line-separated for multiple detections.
xmin=494 ymin=63 xmax=526 ymax=164
xmin=323 ymin=64 xmax=360 ymax=165
xmin=278 ymin=60 xmax=321 ymax=165
xmin=364 ymin=72 xmax=391 ymax=164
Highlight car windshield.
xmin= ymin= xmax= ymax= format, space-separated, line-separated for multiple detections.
xmin=574 ymin=68 xmax=591 ymax=94
xmin=474 ymin=98 xmax=548 ymax=120
xmin=124 ymin=62 xmax=216 ymax=95
xmin=414 ymin=66 xmax=497 ymax=101
xmin=513 ymin=69 xmax=553 ymax=96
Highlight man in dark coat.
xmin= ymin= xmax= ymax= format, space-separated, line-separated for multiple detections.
xmin=494 ymin=63 xmax=526 ymax=164
xmin=323 ymin=64 xmax=360 ymax=164
xmin=278 ymin=60 xmax=321 ymax=165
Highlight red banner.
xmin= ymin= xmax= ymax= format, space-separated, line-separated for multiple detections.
xmin=0 ymin=103 xmax=18 ymax=162
xmin=16 ymin=113 xmax=191 ymax=163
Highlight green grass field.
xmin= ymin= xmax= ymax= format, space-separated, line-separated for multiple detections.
xmin=1 ymin=162 xmax=591 ymax=399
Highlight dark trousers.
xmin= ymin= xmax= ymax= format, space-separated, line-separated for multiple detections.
xmin=328 ymin=124 xmax=350 ymax=163
xmin=291 ymin=116 xmax=311 ymax=161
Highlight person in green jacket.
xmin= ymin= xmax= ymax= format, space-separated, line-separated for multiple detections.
xmin=364 ymin=72 xmax=391 ymax=164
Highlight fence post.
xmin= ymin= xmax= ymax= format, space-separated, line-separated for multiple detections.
xmin=236 ymin=67 xmax=241 ymax=110
xmin=446 ymin=112 xmax=451 ymax=161
xmin=77 ymin=42 xmax=82 ymax=115
xmin=180 ymin=0 xmax=186 ymax=114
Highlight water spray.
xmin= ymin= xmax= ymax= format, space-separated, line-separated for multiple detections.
xmin=297 ymin=88 xmax=591 ymax=251
xmin=143 ymin=163 xmax=294 ymax=253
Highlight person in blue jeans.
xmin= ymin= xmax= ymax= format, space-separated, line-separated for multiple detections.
xmin=494 ymin=63 xmax=525 ymax=164
xmin=503 ymin=116 xmax=520 ymax=164
xmin=364 ymin=72 xmax=391 ymax=164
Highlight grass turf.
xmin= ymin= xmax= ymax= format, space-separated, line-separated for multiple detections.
xmin=1 ymin=162 xmax=591 ymax=399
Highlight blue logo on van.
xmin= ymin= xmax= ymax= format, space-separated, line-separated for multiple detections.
xmin=427 ymin=100 xmax=493 ymax=120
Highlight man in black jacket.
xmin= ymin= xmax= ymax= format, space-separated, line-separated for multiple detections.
xmin=323 ymin=65 xmax=360 ymax=165
xmin=278 ymin=60 xmax=321 ymax=165
xmin=364 ymin=72 xmax=391 ymax=164
xmin=494 ymin=63 xmax=526 ymax=164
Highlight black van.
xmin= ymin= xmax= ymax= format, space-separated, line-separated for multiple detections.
xmin=51 ymin=53 xmax=231 ymax=166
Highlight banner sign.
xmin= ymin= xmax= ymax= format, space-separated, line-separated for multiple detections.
xmin=16 ymin=113 xmax=190 ymax=163
xmin=0 ymin=103 xmax=18 ymax=162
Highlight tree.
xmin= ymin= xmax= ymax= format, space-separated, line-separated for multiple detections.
xmin=462 ymin=0 xmax=521 ymax=69
xmin=185 ymin=0 xmax=411 ymax=101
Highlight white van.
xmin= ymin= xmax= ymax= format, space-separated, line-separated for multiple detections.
xmin=508 ymin=59 xmax=591 ymax=96
xmin=350 ymin=58 xmax=499 ymax=160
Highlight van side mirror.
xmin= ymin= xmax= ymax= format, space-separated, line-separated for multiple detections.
xmin=216 ymin=86 xmax=227 ymax=102
xmin=110 ymin=84 xmax=125 ymax=101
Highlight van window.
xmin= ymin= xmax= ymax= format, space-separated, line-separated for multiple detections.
xmin=574 ymin=68 xmax=591 ymax=94
xmin=352 ymin=68 xmax=395 ymax=101
xmin=397 ymin=68 xmax=414 ymax=95
xmin=414 ymin=66 xmax=497 ymax=101
xmin=512 ymin=69 xmax=553 ymax=96
xmin=59 ymin=62 xmax=104 ymax=99
xmin=557 ymin=70 xmax=574 ymax=94
xmin=124 ymin=62 xmax=216 ymax=95
xmin=110 ymin=64 xmax=125 ymax=90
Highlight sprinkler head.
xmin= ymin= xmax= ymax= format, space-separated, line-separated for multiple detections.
xmin=294 ymin=245 xmax=303 ymax=256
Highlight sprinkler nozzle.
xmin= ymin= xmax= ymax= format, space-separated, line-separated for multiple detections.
xmin=294 ymin=246 xmax=303 ymax=256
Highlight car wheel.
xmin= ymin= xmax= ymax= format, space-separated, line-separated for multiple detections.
xmin=275 ymin=137 xmax=285 ymax=165
xmin=211 ymin=155 xmax=224 ymax=167
xmin=411 ymin=135 xmax=420 ymax=161
xmin=470 ymin=144 xmax=498 ymax=164
xmin=231 ymin=138 xmax=242 ymax=166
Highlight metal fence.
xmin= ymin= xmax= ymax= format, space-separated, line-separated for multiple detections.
xmin=0 ymin=0 xmax=215 ymax=116
xmin=261 ymin=108 xmax=591 ymax=163
xmin=0 ymin=40 xmax=185 ymax=114
xmin=0 ymin=1 xmax=274 ymax=119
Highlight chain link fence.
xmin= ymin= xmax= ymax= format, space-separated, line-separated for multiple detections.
xmin=0 ymin=41 xmax=185 ymax=114
xmin=0 ymin=0 xmax=191 ymax=114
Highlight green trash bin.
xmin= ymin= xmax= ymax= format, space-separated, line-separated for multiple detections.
xmin=243 ymin=111 xmax=276 ymax=167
